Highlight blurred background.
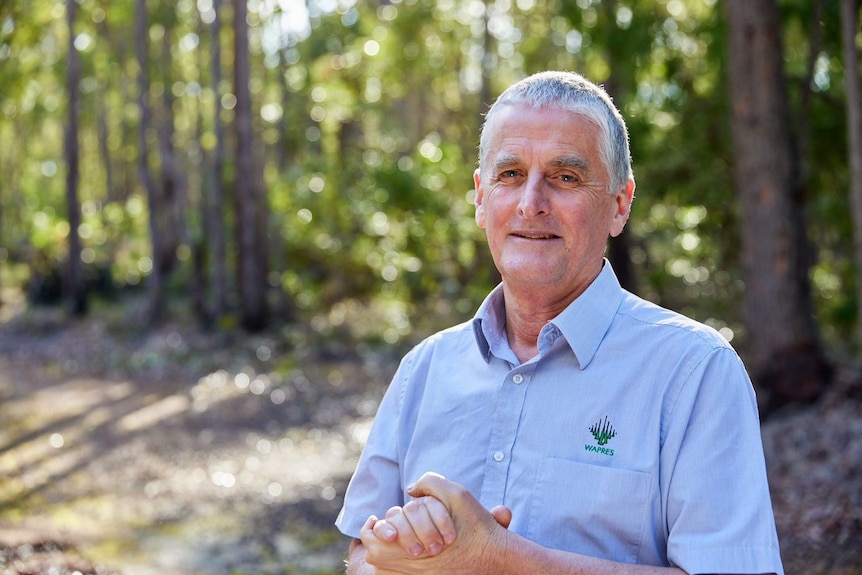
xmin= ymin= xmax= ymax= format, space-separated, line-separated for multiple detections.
xmin=0 ymin=0 xmax=860 ymax=573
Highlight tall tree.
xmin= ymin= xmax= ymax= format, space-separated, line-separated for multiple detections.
xmin=135 ymin=0 xmax=164 ymax=322
xmin=597 ymin=0 xmax=638 ymax=293
xmin=842 ymin=0 xmax=862 ymax=344
xmin=64 ymin=0 xmax=86 ymax=316
xmin=233 ymin=0 xmax=268 ymax=330
xmin=156 ymin=25 xmax=184 ymax=277
xmin=209 ymin=0 xmax=228 ymax=322
xmin=725 ymin=0 xmax=829 ymax=410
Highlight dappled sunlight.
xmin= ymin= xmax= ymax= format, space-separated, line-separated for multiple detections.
xmin=117 ymin=395 xmax=190 ymax=433
xmin=0 ymin=317 xmax=391 ymax=574
xmin=0 ymin=0 xmax=858 ymax=572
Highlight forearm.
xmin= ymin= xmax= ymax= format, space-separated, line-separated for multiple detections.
xmin=350 ymin=529 xmax=686 ymax=575
xmin=346 ymin=539 xmax=378 ymax=575
xmin=495 ymin=531 xmax=687 ymax=575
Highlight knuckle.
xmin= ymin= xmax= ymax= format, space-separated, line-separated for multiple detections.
xmin=384 ymin=506 xmax=403 ymax=519
xmin=403 ymin=499 xmax=423 ymax=513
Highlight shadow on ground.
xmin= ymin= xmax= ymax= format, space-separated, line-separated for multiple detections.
xmin=0 ymin=303 xmax=861 ymax=574
xmin=0 ymin=306 xmax=396 ymax=574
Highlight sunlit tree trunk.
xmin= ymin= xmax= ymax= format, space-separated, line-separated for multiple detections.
xmin=135 ymin=0 xmax=164 ymax=323
xmin=725 ymin=0 xmax=828 ymax=410
xmin=842 ymin=0 xmax=862 ymax=344
xmin=233 ymin=0 xmax=268 ymax=331
xmin=64 ymin=0 xmax=86 ymax=316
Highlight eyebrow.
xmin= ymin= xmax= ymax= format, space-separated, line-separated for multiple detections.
xmin=491 ymin=153 xmax=591 ymax=174
xmin=492 ymin=153 xmax=522 ymax=172
xmin=550 ymin=155 xmax=589 ymax=172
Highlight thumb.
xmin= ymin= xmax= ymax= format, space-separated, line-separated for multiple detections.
xmin=406 ymin=472 xmax=449 ymax=501
xmin=490 ymin=505 xmax=512 ymax=529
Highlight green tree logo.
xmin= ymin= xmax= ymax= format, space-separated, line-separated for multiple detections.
xmin=589 ymin=416 xmax=617 ymax=446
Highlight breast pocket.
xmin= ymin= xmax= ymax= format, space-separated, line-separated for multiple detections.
xmin=526 ymin=457 xmax=652 ymax=564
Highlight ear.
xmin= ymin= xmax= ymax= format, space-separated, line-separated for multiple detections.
xmin=609 ymin=179 xmax=635 ymax=238
xmin=474 ymin=168 xmax=487 ymax=229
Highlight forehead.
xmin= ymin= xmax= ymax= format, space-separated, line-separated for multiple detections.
xmin=484 ymin=104 xmax=602 ymax=159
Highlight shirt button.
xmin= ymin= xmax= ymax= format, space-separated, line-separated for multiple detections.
xmin=493 ymin=451 xmax=505 ymax=462
xmin=512 ymin=373 xmax=524 ymax=384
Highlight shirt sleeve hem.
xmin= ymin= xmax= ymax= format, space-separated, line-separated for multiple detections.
xmin=335 ymin=506 xmax=369 ymax=540
xmin=671 ymin=545 xmax=784 ymax=575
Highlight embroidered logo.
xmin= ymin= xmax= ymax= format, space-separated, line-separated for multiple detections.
xmin=585 ymin=416 xmax=616 ymax=457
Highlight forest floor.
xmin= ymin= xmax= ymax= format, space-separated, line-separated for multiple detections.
xmin=0 ymin=292 xmax=860 ymax=574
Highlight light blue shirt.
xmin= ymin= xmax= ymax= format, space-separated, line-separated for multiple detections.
xmin=336 ymin=262 xmax=784 ymax=575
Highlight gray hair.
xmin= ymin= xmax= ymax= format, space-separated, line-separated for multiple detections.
xmin=478 ymin=71 xmax=634 ymax=193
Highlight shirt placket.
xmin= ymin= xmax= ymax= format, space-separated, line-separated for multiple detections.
xmin=478 ymin=362 xmax=533 ymax=508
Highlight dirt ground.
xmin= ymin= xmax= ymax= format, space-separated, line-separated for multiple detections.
xmin=0 ymin=298 xmax=860 ymax=574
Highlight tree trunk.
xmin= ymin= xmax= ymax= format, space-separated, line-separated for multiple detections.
xmin=135 ymin=0 xmax=164 ymax=323
xmin=476 ymin=0 xmax=502 ymax=289
xmin=188 ymin=8 xmax=210 ymax=328
xmin=96 ymin=97 xmax=115 ymax=204
xmin=725 ymin=0 xmax=829 ymax=411
xmin=233 ymin=0 xmax=268 ymax=331
xmin=64 ymin=0 xmax=86 ymax=316
xmin=796 ymin=0 xmax=826 ymax=190
xmin=157 ymin=28 xmax=183 ymax=277
xmin=269 ymin=50 xmax=299 ymax=322
xmin=599 ymin=0 xmax=636 ymax=293
xmin=209 ymin=0 xmax=228 ymax=322
xmin=842 ymin=0 xmax=862 ymax=345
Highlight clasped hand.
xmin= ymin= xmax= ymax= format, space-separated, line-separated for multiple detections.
xmin=359 ymin=472 xmax=513 ymax=575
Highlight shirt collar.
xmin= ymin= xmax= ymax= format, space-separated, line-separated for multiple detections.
xmin=472 ymin=259 xmax=625 ymax=368
xmin=472 ymin=283 xmax=508 ymax=363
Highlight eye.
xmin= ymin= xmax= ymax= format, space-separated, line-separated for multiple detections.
xmin=556 ymin=173 xmax=580 ymax=185
xmin=497 ymin=169 xmax=521 ymax=182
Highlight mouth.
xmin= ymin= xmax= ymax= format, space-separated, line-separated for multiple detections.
xmin=512 ymin=232 xmax=560 ymax=240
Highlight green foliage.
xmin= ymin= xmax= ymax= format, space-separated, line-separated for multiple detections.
xmin=0 ymin=0 xmax=856 ymax=350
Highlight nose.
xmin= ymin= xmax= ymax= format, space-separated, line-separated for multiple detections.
xmin=518 ymin=173 xmax=550 ymax=218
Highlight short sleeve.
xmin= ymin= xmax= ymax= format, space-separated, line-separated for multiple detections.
xmin=662 ymin=347 xmax=784 ymax=575
xmin=335 ymin=361 xmax=406 ymax=538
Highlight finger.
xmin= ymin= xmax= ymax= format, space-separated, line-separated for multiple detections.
xmin=383 ymin=506 xmax=425 ymax=557
xmin=359 ymin=515 xmax=379 ymax=546
xmin=490 ymin=505 xmax=512 ymax=529
xmin=371 ymin=518 xmax=397 ymax=542
xmin=408 ymin=473 xmax=494 ymax=535
xmin=401 ymin=497 xmax=447 ymax=554
xmin=361 ymin=515 xmax=378 ymax=532
xmin=422 ymin=495 xmax=457 ymax=545
xmin=407 ymin=471 xmax=465 ymax=510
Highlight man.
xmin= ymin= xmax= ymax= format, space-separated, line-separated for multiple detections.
xmin=335 ymin=71 xmax=784 ymax=575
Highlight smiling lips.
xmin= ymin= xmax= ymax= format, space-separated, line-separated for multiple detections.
xmin=512 ymin=232 xmax=560 ymax=240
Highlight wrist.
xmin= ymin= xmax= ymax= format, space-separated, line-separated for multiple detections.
xmin=477 ymin=523 xmax=514 ymax=574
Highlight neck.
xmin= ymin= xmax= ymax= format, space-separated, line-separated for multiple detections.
xmin=499 ymin=263 xmax=604 ymax=363
xmin=502 ymin=288 xmax=575 ymax=363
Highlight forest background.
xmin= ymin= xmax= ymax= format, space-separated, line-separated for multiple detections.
xmin=0 ymin=0 xmax=861 ymax=573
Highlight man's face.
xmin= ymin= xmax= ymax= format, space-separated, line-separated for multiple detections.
xmin=474 ymin=103 xmax=633 ymax=297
